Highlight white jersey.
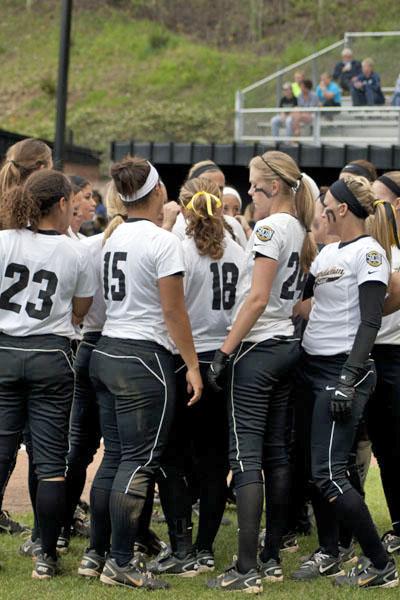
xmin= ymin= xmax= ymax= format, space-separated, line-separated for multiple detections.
xmin=172 ymin=212 xmax=247 ymax=249
xmin=0 ymin=229 xmax=95 ymax=337
xmin=234 ymin=213 xmax=306 ymax=343
xmin=375 ymin=245 xmax=400 ymax=345
xmin=102 ymin=219 xmax=185 ymax=352
xmin=81 ymin=233 xmax=106 ymax=334
xmin=182 ymin=236 xmax=245 ymax=353
xmin=302 ymin=236 xmax=390 ymax=356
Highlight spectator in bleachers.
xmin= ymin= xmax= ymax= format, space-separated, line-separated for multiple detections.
xmin=351 ymin=58 xmax=385 ymax=106
xmin=271 ymin=82 xmax=298 ymax=138
xmin=333 ymin=47 xmax=362 ymax=92
xmin=289 ymin=79 xmax=320 ymax=136
xmin=316 ymin=72 xmax=342 ymax=107
xmin=391 ymin=74 xmax=400 ymax=106
xmin=291 ymin=70 xmax=305 ymax=98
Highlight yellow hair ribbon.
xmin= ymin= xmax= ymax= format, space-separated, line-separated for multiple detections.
xmin=373 ymin=200 xmax=385 ymax=208
xmin=186 ymin=191 xmax=222 ymax=217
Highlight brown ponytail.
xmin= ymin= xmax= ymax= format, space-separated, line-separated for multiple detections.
xmin=179 ymin=177 xmax=225 ymax=260
xmin=0 ymin=138 xmax=52 ymax=198
xmin=249 ymin=150 xmax=317 ymax=271
xmin=0 ymin=169 xmax=71 ymax=232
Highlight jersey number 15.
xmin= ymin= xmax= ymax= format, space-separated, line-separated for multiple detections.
xmin=104 ymin=252 xmax=127 ymax=301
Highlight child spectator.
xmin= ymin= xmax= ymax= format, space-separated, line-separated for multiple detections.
xmin=271 ymin=82 xmax=298 ymax=138
xmin=316 ymin=72 xmax=342 ymax=107
xmin=291 ymin=70 xmax=305 ymax=98
xmin=288 ymin=79 xmax=320 ymax=136
xmin=351 ymin=58 xmax=385 ymax=106
xmin=333 ymin=47 xmax=362 ymax=92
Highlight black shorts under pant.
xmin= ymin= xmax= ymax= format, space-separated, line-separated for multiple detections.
xmin=300 ymin=352 xmax=376 ymax=500
xmin=228 ymin=337 xmax=300 ymax=479
xmin=90 ymin=336 xmax=176 ymax=498
xmin=0 ymin=333 xmax=74 ymax=481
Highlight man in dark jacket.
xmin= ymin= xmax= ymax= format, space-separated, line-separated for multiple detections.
xmin=333 ymin=47 xmax=361 ymax=92
xmin=351 ymin=58 xmax=385 ymax=106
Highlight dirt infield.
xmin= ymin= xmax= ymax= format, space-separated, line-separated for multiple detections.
xmin=3 ymin=446 xmax=104 ymax=514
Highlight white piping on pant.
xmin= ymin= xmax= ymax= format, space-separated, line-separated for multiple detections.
xmin=93 ymin=349 xmax=165 ymax=386
xmin=174 ymin=359 xmax=211 ymax=375
xmin=0 ymin=345 xmax=75 ymax=374
xmin=230 ymin=343 xmax=243 ymax=471
xmin=124 ymin=352 xmax=168 ymax=494
xmin=233 ymin=341 xmax=259 ymax=365
xmin=328 ymin=422 xmax=343 ymax=495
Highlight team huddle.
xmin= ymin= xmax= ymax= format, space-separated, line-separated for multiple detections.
xmin=1 ymin=137 xmax=400 ymax=591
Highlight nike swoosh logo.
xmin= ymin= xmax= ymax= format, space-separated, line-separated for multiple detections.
xmin=368 ymin=271 xmax=378 ymax=274
xmin=325 ymin=386 xmax=335 ymax=391
xmin=319 ymin=563 xmax=335 ymax=573
xmin=221 ymin=578 xmax=238 ymax=587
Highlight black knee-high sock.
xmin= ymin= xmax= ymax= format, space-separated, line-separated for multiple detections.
xmin=310 ymin=485 xmax=339 ymax=556
xmin=64 ymin=464 xmax=88 ymax=534
xmin=136 ymin=480 xmax=155 ymax=541
xmin=90 ymin=486 xmax=111 ymax=555
xmin=28 ymin=464 xmax=40 ymax=541
xmin=334 ymin=488 xmax=389 ymax=569
xmin=36 ymin=480 xmax=66 ymax=559
xmin=235 ymin=477 xmax=263 ymax=574
xmin=261 ymin=464 xmax=291 ymax=562
xmin=158 ymin=470 xmax=192 ymax=553
xmin=110 ymin=490 xmax=146 ymax=567
xmin=196 ymin=470 xmax=227 ymax=552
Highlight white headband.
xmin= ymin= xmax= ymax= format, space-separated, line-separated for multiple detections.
xmin=223 ymin=186 xmax=242 ymax=210
xmin=119 ymin=162 xmax=159 ymax=203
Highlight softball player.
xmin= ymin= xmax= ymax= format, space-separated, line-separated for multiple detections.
xmin=172 ymin=160 xmax=248 ymax=249
xmin=292 ymin=175 xmax=398 ymax=588
xmin=368 ymin=171 xmax=400 ymax=554
xmin=149 ymin=177 xmax=245 ymax=577
xmin=207 ymin=150 xmax=316 ymax=593
xmin=0 ymin=169 xmax=95 ymax=579
xmin=0 ymin=138 xmax=53 ymax=541
xmin=82 ymin=156 xmax=202 ymax=590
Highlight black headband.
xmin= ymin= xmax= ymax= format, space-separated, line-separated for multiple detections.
xmin=378 ymin=175 xmax=400 ymax=198
xmin=330 ymin=179 xmax=369 ymax=219
xmin=260 ymin=156 xmax=302 ymax=190
xmin=188 ymin=163 xmax=221 ymax=180
xmin=341 ymin=163 xmax=373 ymax=181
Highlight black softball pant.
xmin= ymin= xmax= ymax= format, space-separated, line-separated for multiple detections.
xmin=296 ymin=351 xmax=385 ymax=561
xmin=228 ymin=337 xmax=300 ymax=570
xmin=0 ymin=333 xmax=74 ymax=482
xmin=368 ymin=344 xmax=400 ymax=532
xmin=0 ymin=333 xmax=74 ymax=557
xmin=89 ymin=336 xmax=176 ymax=564
xmin=64 ymin=331 xmax=102 ymax=532
xmin=158 ymin=351 xmax=229 ymax=553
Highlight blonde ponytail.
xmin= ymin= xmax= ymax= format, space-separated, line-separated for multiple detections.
xmin=102 ymin=181 xmax=127 ymax=244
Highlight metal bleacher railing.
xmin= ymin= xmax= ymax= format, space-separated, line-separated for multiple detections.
xmin=234 ymin=31 xmax=400 ymax=146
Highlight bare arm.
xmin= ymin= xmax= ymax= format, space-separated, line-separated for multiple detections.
xmin=72 ymin=296 xmax=92 ymax=322
xmin=220 ymin=257 xmax=278 ymax=355
xmin=159 ymin=274 xmax=203 ymax=405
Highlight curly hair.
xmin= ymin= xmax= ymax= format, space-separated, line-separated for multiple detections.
xmin=0 ymin=169 xmax=71 ymax=232
xmin=179 ymin=177 xmax=225 ymax=260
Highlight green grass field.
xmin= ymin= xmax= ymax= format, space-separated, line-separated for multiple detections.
xmin=0 ymin=466 xmax=398 ymax=600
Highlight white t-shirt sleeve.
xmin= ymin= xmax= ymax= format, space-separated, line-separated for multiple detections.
xmin=252 ymin=220 xmax=283 ymax=261
xmin=74 ymin=245 xmax=97 ymax=298
xmin=356 ymin=246 xmax=390 ymax=287
xmin=154 ymin=232 xmax=186 ymax=279
xmin=171 ymin=213 xmax=186 ymax=240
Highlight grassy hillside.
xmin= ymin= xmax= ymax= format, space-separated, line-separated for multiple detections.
xmin=0 ymin=1 xmax=399 ymax=161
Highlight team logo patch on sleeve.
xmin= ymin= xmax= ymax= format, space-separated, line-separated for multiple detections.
xmin=255 ymin=225 xmax=274 ymax=242
xmin=366 ymin=250 xmax=382 ymax=267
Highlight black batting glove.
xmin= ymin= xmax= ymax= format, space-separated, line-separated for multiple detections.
xmin=207 ymin=349 xmax=230 ymax=392
xmin=330 ymin=364 xmax=366 ymax=424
